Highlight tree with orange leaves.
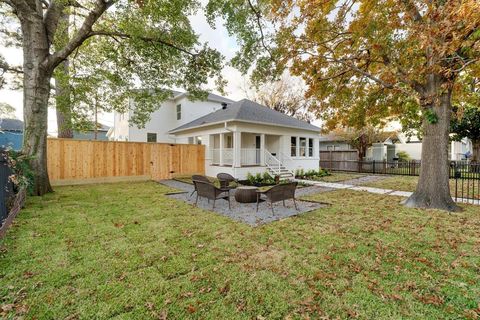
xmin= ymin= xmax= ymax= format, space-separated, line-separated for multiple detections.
xmin=211 ymin=0 xmax=480 ymax=211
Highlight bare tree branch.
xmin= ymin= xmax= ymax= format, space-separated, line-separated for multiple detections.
xmin=246 ymin=0 xmax=273 ymax=59
xmin=88 ymin=30 xmax=198 ymax=57
xmin=0 ymin=61 xmax=23 ymax=74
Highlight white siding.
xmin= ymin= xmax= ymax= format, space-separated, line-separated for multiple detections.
xmin=394 ymin=143 xmax=422 ymax=160
xmin=111 ymin=96 xmax=227 ymax=143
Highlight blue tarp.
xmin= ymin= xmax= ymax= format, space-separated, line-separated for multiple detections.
xmin=0 ymin=131 xmax=23 ymax=151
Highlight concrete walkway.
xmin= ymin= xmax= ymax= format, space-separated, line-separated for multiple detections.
xmin=294 ymin=178 xmax=478 ymax=205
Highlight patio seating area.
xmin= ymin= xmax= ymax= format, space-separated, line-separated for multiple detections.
xmin=160 ymin=177 xmax=330 ymax=226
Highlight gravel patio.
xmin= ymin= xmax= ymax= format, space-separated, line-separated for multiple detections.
xmin=159 ymin=179 xmax=332 ymax=226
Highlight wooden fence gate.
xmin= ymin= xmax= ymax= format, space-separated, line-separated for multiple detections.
xmin=47 ymin=138 xmax=205 ymax=185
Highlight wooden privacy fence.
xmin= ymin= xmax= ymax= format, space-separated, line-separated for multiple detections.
xmin=47 ymin=138 xmax=205 ymax=185
xmin=320 ymin=150 xmax=359 ymax=170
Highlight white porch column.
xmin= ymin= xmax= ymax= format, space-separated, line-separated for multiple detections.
xmin=219 ymin=133 xmax=224 ymax=166
xmin=313 ymin=137 xmax=320 ymax=159
xmin=233 ymin=131 xmax=242 ymax=167
xmin=260 ymin=134 xmax=265 ymax=165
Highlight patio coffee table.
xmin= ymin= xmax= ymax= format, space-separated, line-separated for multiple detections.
xmin=234 ymin=186 xmax=259 ymax=203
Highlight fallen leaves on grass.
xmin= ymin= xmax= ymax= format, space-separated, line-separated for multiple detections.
xmin=415 ymin=293 xmax=445 ymax=306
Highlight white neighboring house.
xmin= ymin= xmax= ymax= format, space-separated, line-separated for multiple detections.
xmin=319 ymin=131 xmax=472 ymax=161
xmin=110 ymin=91 xmax=233 ymax=143
xmin=110 ymin=92 xmax=321 ymax=179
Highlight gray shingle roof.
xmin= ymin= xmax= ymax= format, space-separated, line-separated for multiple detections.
xmin=0 ymin=118 xmax=23 ymax=132
xmin=172 ymin=91 xmax=234 ymax=104
xmin=169 ymin=99 xmax=320 ymax=133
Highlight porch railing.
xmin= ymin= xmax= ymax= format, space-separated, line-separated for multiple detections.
xmin=211 ymin=148 xmax=233 ymax=166
xmin=210 ymin=148 xmax=259 ymax=166
xmin=265 ymin=150 xmax=282 ymax=174
xmin=278 ymin=152 xmax=295 ymax=170
xmin=241 ymin=148 xmax=261 ymax=166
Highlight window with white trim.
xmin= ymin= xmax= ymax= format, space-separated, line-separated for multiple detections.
xmin=176 ymin=104 xmax=181 ymax=120
xmin=147 ymin=133 xmax=157 ymax=143
xmin=291 ymin=137 xmax=297 ymax=156
xmin=299 ymin=137 xmax=306 ymax=157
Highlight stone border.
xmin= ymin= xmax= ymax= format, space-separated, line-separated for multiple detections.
xmin=0 ymin=188 xmax=26 ymax=238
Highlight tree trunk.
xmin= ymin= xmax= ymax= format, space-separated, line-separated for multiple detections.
xmin=55 ymin=59 xmax=74 ymax=138
xmin=20 ymin=14 xmax=53 ymax=195
xmin=403 ymin=80 xmax=460 ymax=211
xmin=54 ymin=12 xmax=73 ymax=139
xmin=472 ymin=140 xmax=480 ymax=162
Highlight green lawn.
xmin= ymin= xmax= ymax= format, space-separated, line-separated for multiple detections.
xmin=360 ymin=175 xmax=480 ymax=199
xmin=1 ymin=182 xmax=479 ymax=319
xmin=313 ymin=172 xmax=367 ymax=183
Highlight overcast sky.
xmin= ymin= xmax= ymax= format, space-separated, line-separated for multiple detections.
xmin=0 ymin=9 xmax=253 ymax=134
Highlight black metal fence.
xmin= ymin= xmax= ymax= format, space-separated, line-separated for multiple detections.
xmin=451 ymin=161 xmax=480 ymax=204
xmin=320 ymin=159 xmax=422 ymax=176
xmin=320 ymin=159 xmax=480 ymax=204
xmin=0 ymin=155 xmax=14 ymax=226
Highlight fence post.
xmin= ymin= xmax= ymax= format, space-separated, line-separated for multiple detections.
xmin=0 ymin=155 xmax=8 ymax=226
xmin=329 ymin=151 xmax=333 ymax=171
xmin=372 ymin=160 xmax=375 ymax=174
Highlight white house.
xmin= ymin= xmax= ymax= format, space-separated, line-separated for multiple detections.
xmin=110 ymin=91 xmax=233 ymax=143
xmin=110 ymin=92 xmax=321 ymax=179
xmin=319 ymin=131 xmax=472 ymax=161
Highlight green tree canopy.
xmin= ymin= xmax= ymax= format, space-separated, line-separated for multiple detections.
xmin=0 ymin=0 xmax=228 ymax=194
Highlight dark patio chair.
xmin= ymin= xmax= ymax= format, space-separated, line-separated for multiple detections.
xmin=190 ymin=175 xmax=211 ymax=197
xmin=194 ymin=180 xmax=231 ymax=210
xmin=216 ymin=173 xmax=238 ymax=190
xmin=256 ymin=182 xmax=298 ymax=214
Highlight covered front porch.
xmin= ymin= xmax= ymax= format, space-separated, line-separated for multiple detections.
xmin=209 ymin=132 xmax=281 ymax=167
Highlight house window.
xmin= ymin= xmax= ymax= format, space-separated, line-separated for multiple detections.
xmin=188 ymin=137 xmax=194 ymax=144
xmin=176 ymin=104 xmax=181 ymax=120
xmin=299 ymin=137 xmax=306 ymax=157
xmin=308 ymin=138 xmax=313 ymax=157
xmin=147 ymin=133 xmax=157 ymax=142
xmin=291 ymin=137 xmax=297 ymax=157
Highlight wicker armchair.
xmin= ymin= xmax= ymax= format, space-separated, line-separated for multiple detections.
xmin=190 ymin=175 xmax=211 ymax=197
xmin=216 ymin=173 xmax=238 ymax=190
xmin=256 ymin=182 xmax=298 ymax=213
xmin=193 ymin=180 xmax=231 ymax=210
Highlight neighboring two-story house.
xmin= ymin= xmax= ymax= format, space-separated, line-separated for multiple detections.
xmin=110 ymin=91 xmax=233 ymax=143
xmin=110 ymin=91 xmax=321 ymax=179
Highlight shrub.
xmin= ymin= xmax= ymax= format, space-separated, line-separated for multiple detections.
xmin=317 ymin=168 xmax=330 ymax=177
xmin=262 ymin=172 xmax=274 ymax=184
xmin=246 ymin=172 xmax=256 ymax=185
xmin=2 ymin=149 xmax=34 ymax=193
xmin=396 ymin=151 xmax=411 ymax=161
xmin=306 ymin=169 xmax=317 ymax=177
xmin=296 ymin=169 xmax=305 ymax=178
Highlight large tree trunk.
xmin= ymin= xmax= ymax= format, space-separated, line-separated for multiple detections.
xmin=403 ymin=78 xmax=460 ymax=211
xmin=55 ymin=59 xmax=74 ymax=138
xmin=54 ymin=12 xmax=73 ymax=139
xmin=20 ymin=13 xmax=53 ymax=195
xmin=472 ymin=140 xmax=480 ymax=162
